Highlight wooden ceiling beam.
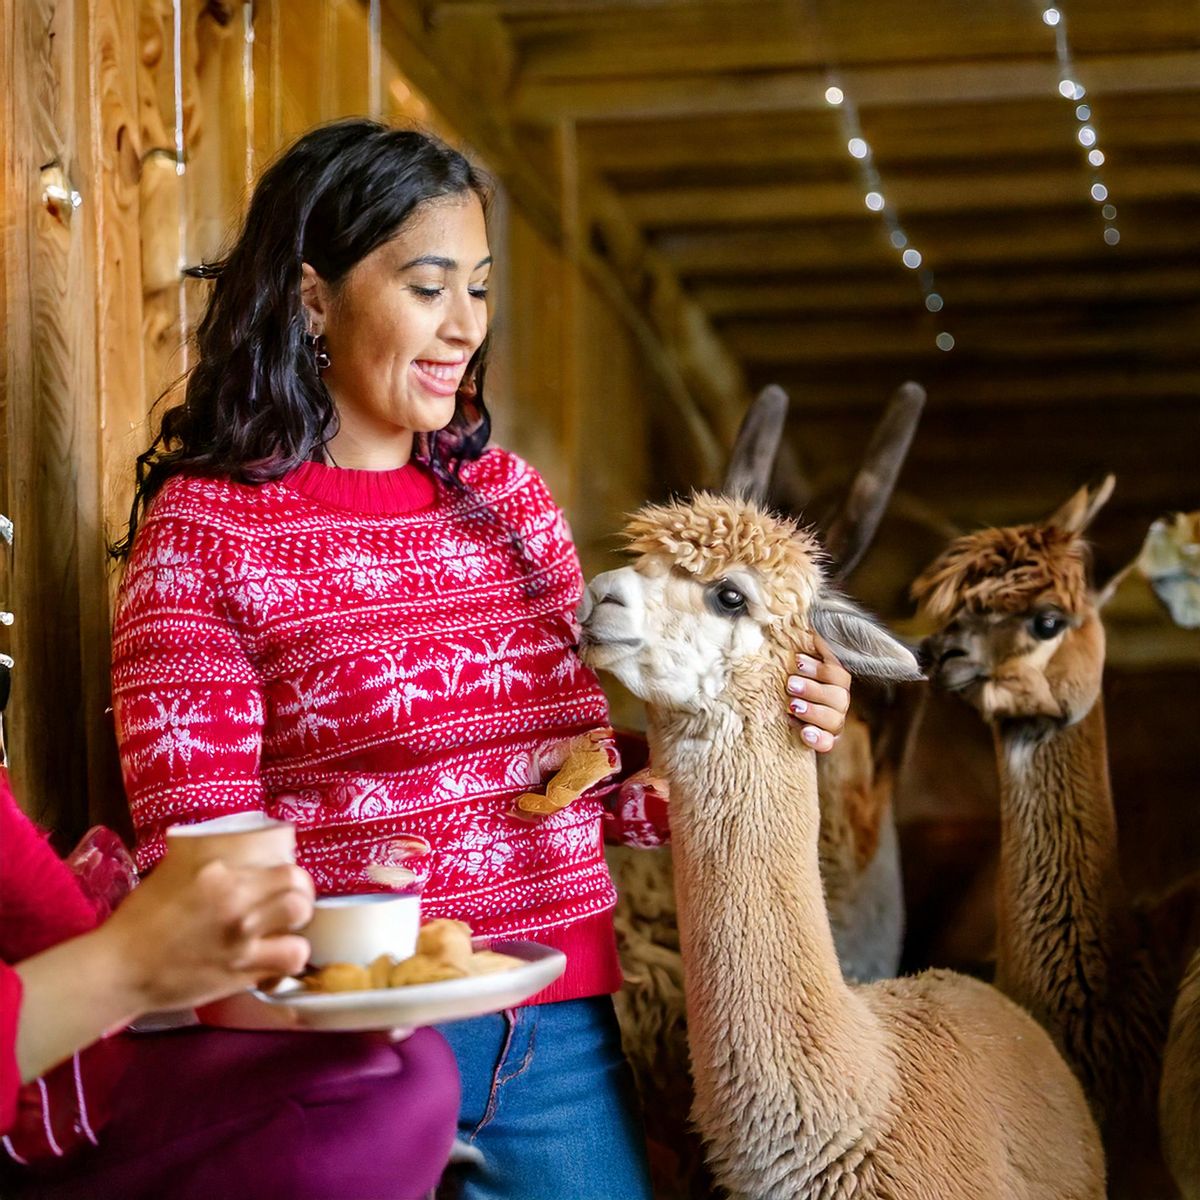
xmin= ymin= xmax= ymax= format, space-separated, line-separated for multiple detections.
xmin=582 ymin=107 xmax=1200 ymax=174
xmin=723 ymin=309 xmax=1200 ymax=364
xmin=692 ymin=263 xmax=1200 ymax=318
xmin=623 ymin=163 xmax=1200 ymax=227
xmin=512 ymin=50 xmax=1200 ymax=123
xmin=425 ymin=0 xmax=754 ymax=14
xmin=655 ymin=208 xmax=1200 ymax=275
xmin=746 ymin=365 xmax=1200 ymax=411
xmin=506 ymin=1 xmax=1192 ymax=80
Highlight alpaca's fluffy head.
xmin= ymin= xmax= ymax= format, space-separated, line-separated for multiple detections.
xmin=578 ymin=492 xmax=920 ymax=718
xmin=913 ymin=478 xmax=1113 ymax=726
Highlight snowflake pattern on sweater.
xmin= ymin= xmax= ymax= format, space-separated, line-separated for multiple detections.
xmin=111 ymin=449 xmax=667 ymax=1004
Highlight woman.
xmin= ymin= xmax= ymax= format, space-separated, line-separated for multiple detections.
xmin=112 ymin=119 xmax=851 ymax=1200
xmin=0 ymin=771 xmax=458 ymax=1200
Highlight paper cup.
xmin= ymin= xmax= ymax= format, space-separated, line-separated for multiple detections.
xmin=303 ymin=894 xmax=421 ymax=967
xmin=165 ymin=813 xmax=296 ymax=869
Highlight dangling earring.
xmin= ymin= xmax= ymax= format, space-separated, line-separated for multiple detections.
xmin=304 ymin=330 xmax=331 ymax=372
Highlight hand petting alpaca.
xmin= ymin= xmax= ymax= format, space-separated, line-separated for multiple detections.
xmin=785 ymin=633 xmax=851 ymax=752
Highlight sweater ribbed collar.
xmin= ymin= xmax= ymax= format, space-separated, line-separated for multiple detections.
xmin=282 ymin=459 xmax=437 ymax=514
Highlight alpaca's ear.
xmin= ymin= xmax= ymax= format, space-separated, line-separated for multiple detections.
xmin=722 ymin=385 xmax=788 ymax=503
xmin=812 ymin=591 xmax=925 ymax=682
xmin=1047 ymin=474 xmax=1115 ymax=534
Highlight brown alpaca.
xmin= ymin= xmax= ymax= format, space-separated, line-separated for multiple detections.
xmin=915 ymin=479 xmax=1200 ymax=1198
xmin=581 ymin=493 xmax=1104 ymax=1200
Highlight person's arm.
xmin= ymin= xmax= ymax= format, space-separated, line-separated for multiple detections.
xmin=11 ymin=854 xmax=313 ymax=1086
xmin=112 ymin=501 xmax=268 ymax=869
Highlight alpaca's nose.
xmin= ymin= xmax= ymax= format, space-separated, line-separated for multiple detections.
xmin=585 ymin=570 xmax=637 ymax=612
xmin=579 ymin=570 xmax=644 ymax=644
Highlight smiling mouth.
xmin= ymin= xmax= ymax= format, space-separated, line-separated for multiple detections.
xmin=411 ymin=359 xmax=465 ymax=397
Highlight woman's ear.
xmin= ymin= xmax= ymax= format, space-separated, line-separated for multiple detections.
xmin=300 ymin=262 xmax=328 ymax=334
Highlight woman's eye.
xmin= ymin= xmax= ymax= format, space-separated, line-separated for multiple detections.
xmin=711 ymin=585 xmax=747 ymax=615
xmin=469 ymin=287 xmax=489 ymax=300
xmin=410 ymin=285 xmax=443 ymax=299
xmin=1031 ymin=611 xmax=1067 ymax=640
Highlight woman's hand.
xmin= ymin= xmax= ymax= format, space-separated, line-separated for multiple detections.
xmin=102 ymin=855 xmax=316 ymax=1015
xmin=786 ymin=634 xmax=852 ymax=753
xmin=15 ymin=855 xmax=315 ymax=1083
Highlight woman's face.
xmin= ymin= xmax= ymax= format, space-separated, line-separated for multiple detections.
xmin=303 ymin=193 xmax=491 ymax=469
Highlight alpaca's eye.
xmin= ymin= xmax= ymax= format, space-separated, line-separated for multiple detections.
xmin=1030 ymin=611 xmax=1067 ymax=640
xmin=710 ymin=584 xmax=747 ymax=616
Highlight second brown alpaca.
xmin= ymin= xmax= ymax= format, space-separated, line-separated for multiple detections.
xmin=915 ymin=477 xmax=1200 ymax=1199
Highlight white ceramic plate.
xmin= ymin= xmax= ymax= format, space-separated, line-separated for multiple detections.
xmin=195 ymin=939 xmax=566 ymax=1033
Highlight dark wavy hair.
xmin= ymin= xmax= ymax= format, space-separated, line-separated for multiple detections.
xmin=112 ymin=120 xmax=495 ymax=558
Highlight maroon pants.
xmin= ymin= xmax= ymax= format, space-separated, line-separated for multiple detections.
xmin=8 ymin=1026 xmax=459 ymax=1200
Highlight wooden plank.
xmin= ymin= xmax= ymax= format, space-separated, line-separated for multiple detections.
xmin=0 ymin=0 xmax=136 ymax=836
xmin=691 ymin=263 xmax=1200 ymax=318
xmin=504 ymin=0 xmax=1194 ymax=80
xmin=83 ymin=0 xmax=146 ymax=832
xmin=582 ymin=97 xmax=1200 ymax=174
xmin=747 ymin=364 xmax=1200 ymax=411
xmin=429 ymin=0 xmax=764 ymax=13
xmin=723 ymin=307 xmax=1200 ymax=364
xmin=187 ymin=0 xmax=252 ymax=264
xmin=137 ymin=0 xmax=188 ymax=412
xmin=513 ymin=51 xmax=1200 ymax=123
xmin=654 ymin=204 xmax=1200 ymax=275
xmin=0 ymin=0 xmax=39 ymax=813
xmin=624 ymin=162 xmax=1200 ymax=228
xmin=11 ymin=0 xmax=93 ymax=835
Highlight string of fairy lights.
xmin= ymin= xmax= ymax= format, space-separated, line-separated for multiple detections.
xmin=822 ymin=79 xmax=956 ymax=353
xmin=1041 ymin=4 xmax=1120 ymax=245
xmin=808 ymin=0 xmax=1122 ymax=356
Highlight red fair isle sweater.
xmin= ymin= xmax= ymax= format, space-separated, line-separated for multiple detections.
xmin=111 ymin=447 xmax=667 ymax=1006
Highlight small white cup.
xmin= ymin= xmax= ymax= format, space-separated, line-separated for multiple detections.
xmin=303 ymin=894 xmax=421 ymax=967
xmin=165 ymin=812 xmax=296 ymax=869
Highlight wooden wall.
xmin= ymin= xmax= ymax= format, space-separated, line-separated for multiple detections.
xmin=0 ymin=0 xmax=706 ymax=840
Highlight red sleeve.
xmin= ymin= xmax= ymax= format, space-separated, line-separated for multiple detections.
xmin=0 ymin=963 xmax=20 ymax=1136
xmin=110 ymin=499 xmax=268 ymax=871
xmin=0 ymin=776 xmax=127 ymax=1158
xmin=0 ymin=774 xmax=97 ymax=962
xmin=598 ymin=730 xmax=671 ymax=848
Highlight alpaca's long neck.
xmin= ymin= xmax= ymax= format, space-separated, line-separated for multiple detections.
xmin=993 ymin=700 xmax=1153 ymax=1104
xmin=650 ymin=701 xmax=880 ymax=1190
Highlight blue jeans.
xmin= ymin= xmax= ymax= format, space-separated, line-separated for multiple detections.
xmin=434 ymin=996 xmax=653 ymax=1200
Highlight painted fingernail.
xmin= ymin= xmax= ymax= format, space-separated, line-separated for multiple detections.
xmin=796 ymin=655 xmax=818 ymax=676
xmin=802 ymin=726 xmax=820 ymax=745
xmin=789 ymin=699 xmax=808 ymax=716
xmin=786 ymin=675 xmax=805 ymax=695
